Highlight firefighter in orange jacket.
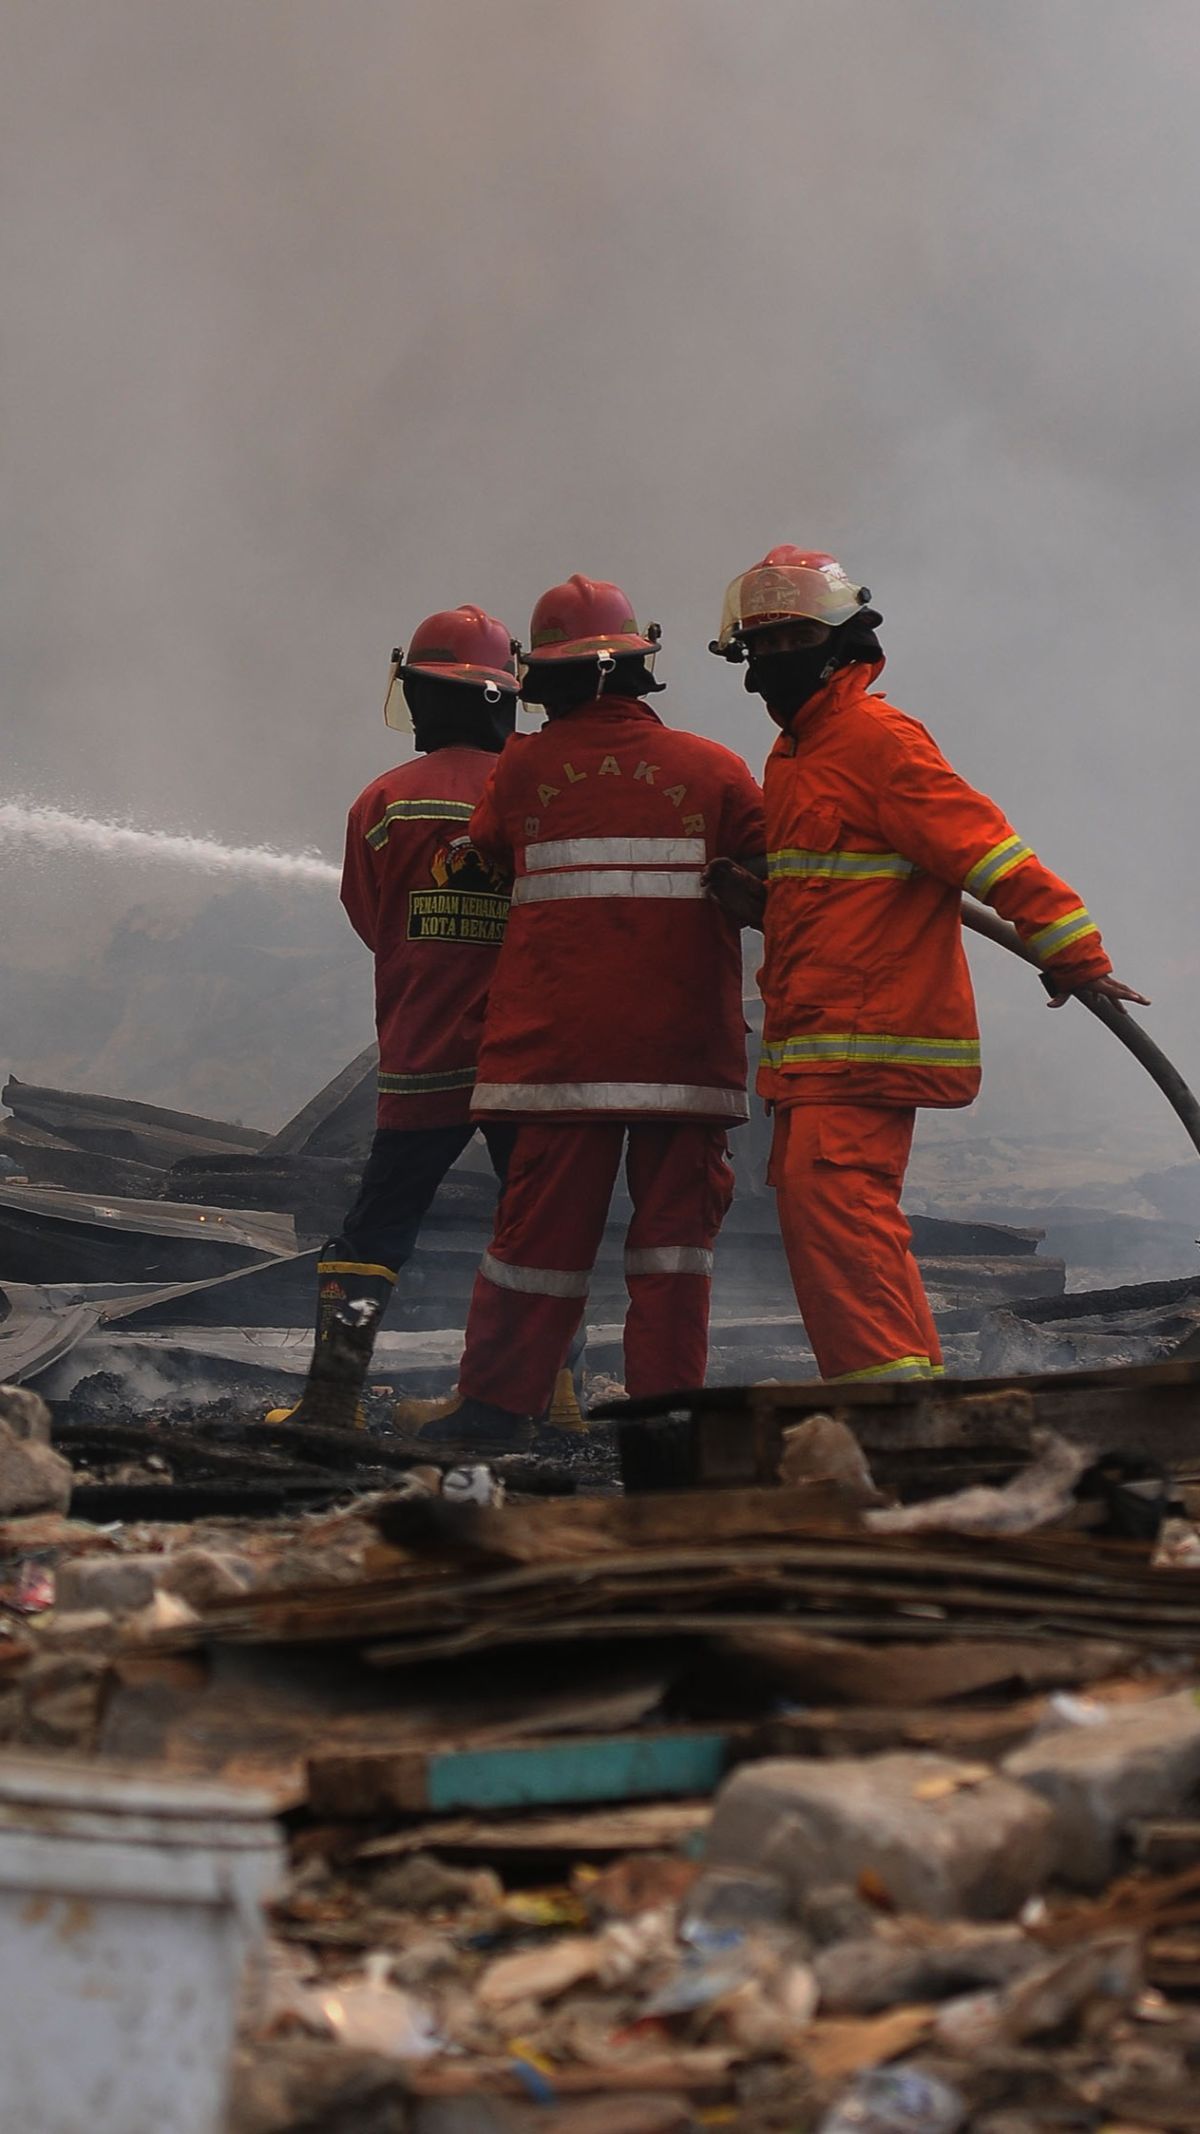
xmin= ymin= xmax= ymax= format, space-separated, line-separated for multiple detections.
xmin=706 ymin=547 xmax=1148 ymax=1384
xmin=275 ymin=605 xmax=521 ymax=1429
xmin=420 ymin=575 xmax=767 ymax=1455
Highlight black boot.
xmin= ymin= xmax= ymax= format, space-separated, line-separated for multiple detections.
xmin=265 ymin=1244 xmax=396 ymax=1430
xmin=415 ymin=1396 xmax=533 ymax=1457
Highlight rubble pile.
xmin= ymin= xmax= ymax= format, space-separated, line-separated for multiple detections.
xmin=5 ymin=1387 xmax=1200 ymax=2127
xmin=0 ymin=1065 xmax=1098 ymax=1420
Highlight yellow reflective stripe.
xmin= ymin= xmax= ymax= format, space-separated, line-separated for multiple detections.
xmin=366 ymin=799 xmax=475 ymax=848
xmin=1028 ymin=907 xmax=1099 ymax=961
xmin=965 ymin=833 xmax=1035 ymax=897
xmin=317 ymin=1259 xmax=399 ymax=1281
xmin=761 ymin=1033 xmax=981 ymax=1069
xmin=830 ymin=1354 xmax=935 ymax=1383
xmin=767 ymin=847 xmax=914 ymax=882
xmin=378 ymin=1067 xmax=476 ymax=1093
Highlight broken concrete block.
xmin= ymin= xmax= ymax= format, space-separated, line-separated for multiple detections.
xmin=814 ymin=1921 xmax=1041 ymax=2013
xmin=0 ymin=1384 xmax=52 ymax=1443
xmin=19 ymin=1650 xmax=108 ymax=1750
xmin=1004 ymin=1689 xmax=1200 ymax=1887
xmin=680 ymin=1866 xmax=792 ymax=1935
xmin=0 ymin=1423 xmax=72 ymax=1516
xmin=705 ymin=1753 xmax=1055 ymax=1920
xmin=796 ymin=1882 xmax=878 ymax=1948
xmin=54 ymin=1552 xmax=161 ymax=1614
xmin=39 ymin=1607 xmax=120 ymax=1653
xmin=159 ymin=1547 xmax=256 ymax=1609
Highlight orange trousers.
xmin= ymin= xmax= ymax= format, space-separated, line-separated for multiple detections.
xmin=769 ymin=1102 xmax=943 ymax=1382
xmin=459 ymin=1121 xmax=735 ymax=1415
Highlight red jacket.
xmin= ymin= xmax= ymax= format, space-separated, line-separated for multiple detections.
xmin=759 ymin=662 xmax=1112 ymax=1109
xmin=341 ymin=748 xmax=509 ymax=1129
xmin=467 ymin=696 xmax=766 ymax=1123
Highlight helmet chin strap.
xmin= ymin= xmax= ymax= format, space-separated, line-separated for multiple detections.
xmin=595 ymin=652 xmax=616 ymax=700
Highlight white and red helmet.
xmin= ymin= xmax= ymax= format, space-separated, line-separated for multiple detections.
xmin=714 ymin=546 xmax=874 ymax=656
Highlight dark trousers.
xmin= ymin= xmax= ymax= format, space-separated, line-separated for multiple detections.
xmin=338 ymin=1124 xmax=516 ymax=1277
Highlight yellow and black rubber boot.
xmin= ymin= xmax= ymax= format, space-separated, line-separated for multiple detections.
xmin=264 ymin=1245 xmax=397 ymax=1431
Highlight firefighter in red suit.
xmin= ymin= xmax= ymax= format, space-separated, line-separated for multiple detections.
xmin=420 ymin=576 xmax=766 ymax=1456
xmin=275 ymin=605 xmax=521 ymax=1430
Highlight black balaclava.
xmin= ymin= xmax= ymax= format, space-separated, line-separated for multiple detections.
xmin=403 ymin=674 xmax=516 ymax=755
xmin=744 ymin=614 xmax=884 ymax=722
xmin=522 ymin=653 xmax=663 ymax=721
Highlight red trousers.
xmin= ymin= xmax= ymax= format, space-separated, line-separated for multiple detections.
xmin=769 ymin=1103 xmax=943 ymax=1382
xmin=459 ymin=1121 xmax=735 ymax=1415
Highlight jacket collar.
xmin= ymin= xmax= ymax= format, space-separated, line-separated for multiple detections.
xmin=775 ymin=657 xmax=887 ymax=750
xmin=547 ymin=694 xmax=664 ymax=729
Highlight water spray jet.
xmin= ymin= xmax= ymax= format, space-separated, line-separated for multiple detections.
xmin=0 ymin=801 xmax=340 ymax=889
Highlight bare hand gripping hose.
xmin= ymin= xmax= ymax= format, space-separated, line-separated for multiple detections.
xmin=961 ymin=896 xmax=1200 ymax=1162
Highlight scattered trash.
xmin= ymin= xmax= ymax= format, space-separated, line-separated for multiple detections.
xmin=816 ymin=2066 xmax=966 ymax=2134
xmin=310 ymin=1954 xmax=443 ymax=2059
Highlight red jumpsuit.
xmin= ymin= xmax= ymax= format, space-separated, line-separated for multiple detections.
xmin=458 ymin=694 xmax=765 ymax=1413
xmin=761 ymin=660 xmax=1113 ymax=1382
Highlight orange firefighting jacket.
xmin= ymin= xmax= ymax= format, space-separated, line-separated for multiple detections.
xmin=466 ymin=696 xmax=766 ymax=1123
xmin=759 ymin=661 xmax=1112 ymax=1110
xmin=341 ymin=748 xmax=509 ymax=1129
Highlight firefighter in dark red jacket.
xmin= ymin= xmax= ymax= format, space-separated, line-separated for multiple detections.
xmin=420 ymin=575 xmax=767 ymax=1456
xmin=275 ymin=604 xmax=520 ymax=1429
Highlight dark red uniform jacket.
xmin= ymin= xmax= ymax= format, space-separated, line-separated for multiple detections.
xmin=341 ymin=749 xmax=509 ymax=1129
xmin=466 ymin=697 xmax=766 ymax=1124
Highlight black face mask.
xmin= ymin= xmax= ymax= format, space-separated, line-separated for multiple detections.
xmin=404 ymin=676 xmax=515 ymax=755
xmin=743 ymin=644 xmax=838 ymax=719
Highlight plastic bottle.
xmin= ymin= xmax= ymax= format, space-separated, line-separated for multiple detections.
xmin=817 ymin=2066 xmax=966 ymax=2134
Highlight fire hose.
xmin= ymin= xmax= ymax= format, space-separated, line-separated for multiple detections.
xmin=961 ymin=896 xmax=1200 ymax=1162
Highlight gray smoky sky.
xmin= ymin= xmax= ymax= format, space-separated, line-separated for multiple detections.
xmin=2 ymin=1 xmax=1198 ymax=1152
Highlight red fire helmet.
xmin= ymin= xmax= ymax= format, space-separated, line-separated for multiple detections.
xmin=523 ymin=575 xmax=659 ymax=666
xmin=401 ymin=606 xmax=520 ymax=692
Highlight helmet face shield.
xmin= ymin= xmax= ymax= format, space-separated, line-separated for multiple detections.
xmin=716 ymin=558 xmax=870 ymax=652
xmin=383 ymin=654 xmax=411 ymax=732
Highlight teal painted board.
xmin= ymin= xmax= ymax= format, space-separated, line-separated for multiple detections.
xmin=424 ymin=1731 xmax=731 ymax=1813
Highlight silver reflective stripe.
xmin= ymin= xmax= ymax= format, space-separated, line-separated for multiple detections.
xmin=526 ymin=836 xmax=706 ymax=870
xmin=473 ymin=1080 xmax=749 ymax=1119
xmin=964 ymin=834 xmax=1034 ymax=898
xmin=624 ymin=1246 xmax=715 ymax=1276
xmin=480 ymin=1249 xmax=590 ymax=1298
xmin=513 ymin=868 xmax=704 ymax=904
xmin=1028 ymin=906 xmax=1097 ymax=960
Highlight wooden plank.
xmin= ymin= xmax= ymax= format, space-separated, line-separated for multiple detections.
xmin=751 ymin=1698 xmax=1048 ymax=1762
xmin=606 ymin=1357 xmax=1200 ymax=1488
xmin=349 ymin=1799 xmax=712 ymax=1860
xmin=307 ymin=1726 xmax=736 ymax=1819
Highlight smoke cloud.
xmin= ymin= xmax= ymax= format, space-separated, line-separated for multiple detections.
xmin=2 ymin=1 xmax=1197 ymax=1158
